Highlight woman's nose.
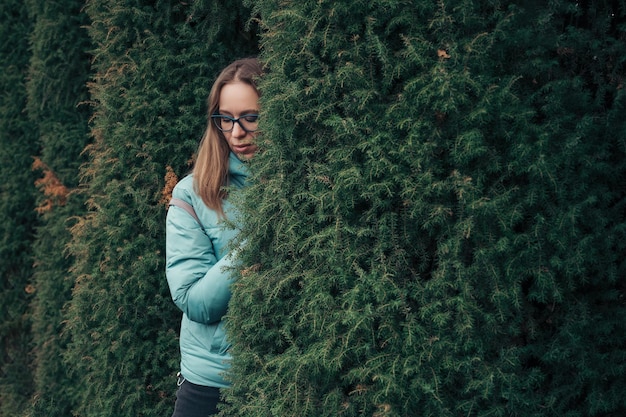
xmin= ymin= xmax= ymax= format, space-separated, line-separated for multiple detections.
xmin=231 ymin=121 xmax=246 ymax=137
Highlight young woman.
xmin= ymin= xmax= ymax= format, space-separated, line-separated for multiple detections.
xmin=166 ymin=57 xmax=262 ymax=416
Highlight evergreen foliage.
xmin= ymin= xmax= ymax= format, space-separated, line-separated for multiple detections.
xmin=0 ymin=2 xmax=38 ymax=415
xmin=23 ymin=1 xmax=92 ymax=416
xmin=62 ymin=1 xmax=257 ymax=416
xmin=226 ymin=0 xmax=625 ymax=416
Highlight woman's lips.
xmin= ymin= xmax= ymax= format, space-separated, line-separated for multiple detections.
xmin=233 ymin=144 xmax=258 ymax=156
xmin=233 ymin=144 xmax=251 ymax=153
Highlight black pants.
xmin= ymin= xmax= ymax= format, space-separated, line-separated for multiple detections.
xmin=171 ymin=373 xmax=222 ymax=417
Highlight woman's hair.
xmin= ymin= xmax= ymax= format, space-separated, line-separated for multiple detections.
xmin=192 ymin=57 xmax=262 ymax=215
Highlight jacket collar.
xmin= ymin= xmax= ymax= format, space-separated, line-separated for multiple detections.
xmin=228 ymin=152 xmax=249 ymax=188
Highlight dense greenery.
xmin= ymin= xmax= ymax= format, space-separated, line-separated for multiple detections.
xmin=226 ymin=0 xmax=625 ymax=416
xmin=24 ymin=1 xmax=92 ymax=415
xmin=0 ymin=1 xmax=624 ymax=416
xmin=0 ymin=1 xmax=38 ymax=414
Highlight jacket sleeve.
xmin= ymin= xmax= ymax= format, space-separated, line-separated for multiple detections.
xmin=165 ymin=203 xmax=236 ymax=324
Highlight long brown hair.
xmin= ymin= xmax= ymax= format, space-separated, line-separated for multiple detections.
xmin=192 ymin=57 xmax=262 ymax=215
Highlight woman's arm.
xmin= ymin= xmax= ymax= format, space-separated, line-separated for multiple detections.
xmin=165 ymin=203 xmax=236 ymax=324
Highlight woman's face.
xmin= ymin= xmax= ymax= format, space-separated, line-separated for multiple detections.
xmin=218 ymin=82 xmax=260 ymax=160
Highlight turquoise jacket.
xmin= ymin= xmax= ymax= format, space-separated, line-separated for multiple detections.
xmin=165 ymin=152 xmax=248 ymax=388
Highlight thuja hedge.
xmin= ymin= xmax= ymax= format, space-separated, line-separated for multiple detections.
xmin=24 ymin=1 xmax=92 ymax=416
xmin=0 ymin=1 xmax=38 ymax=415
xmin=226 ymin=0 xmax=625 ymax=416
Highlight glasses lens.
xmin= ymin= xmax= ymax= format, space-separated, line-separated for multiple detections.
xmin=213 ymin=116 xmax=233 ymax=132
xmin=239 ymin=114 xmax=259 ymax=132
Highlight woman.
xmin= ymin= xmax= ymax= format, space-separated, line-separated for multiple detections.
xmin=166 ymin=57 xmax=262 ymax=416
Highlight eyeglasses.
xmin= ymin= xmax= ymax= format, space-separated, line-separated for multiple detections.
xmin=211 ymin=113 xmax=259 ymax=133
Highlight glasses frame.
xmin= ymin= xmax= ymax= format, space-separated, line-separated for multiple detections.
xmin=211 ymin=113 xmax=259 ymax=133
